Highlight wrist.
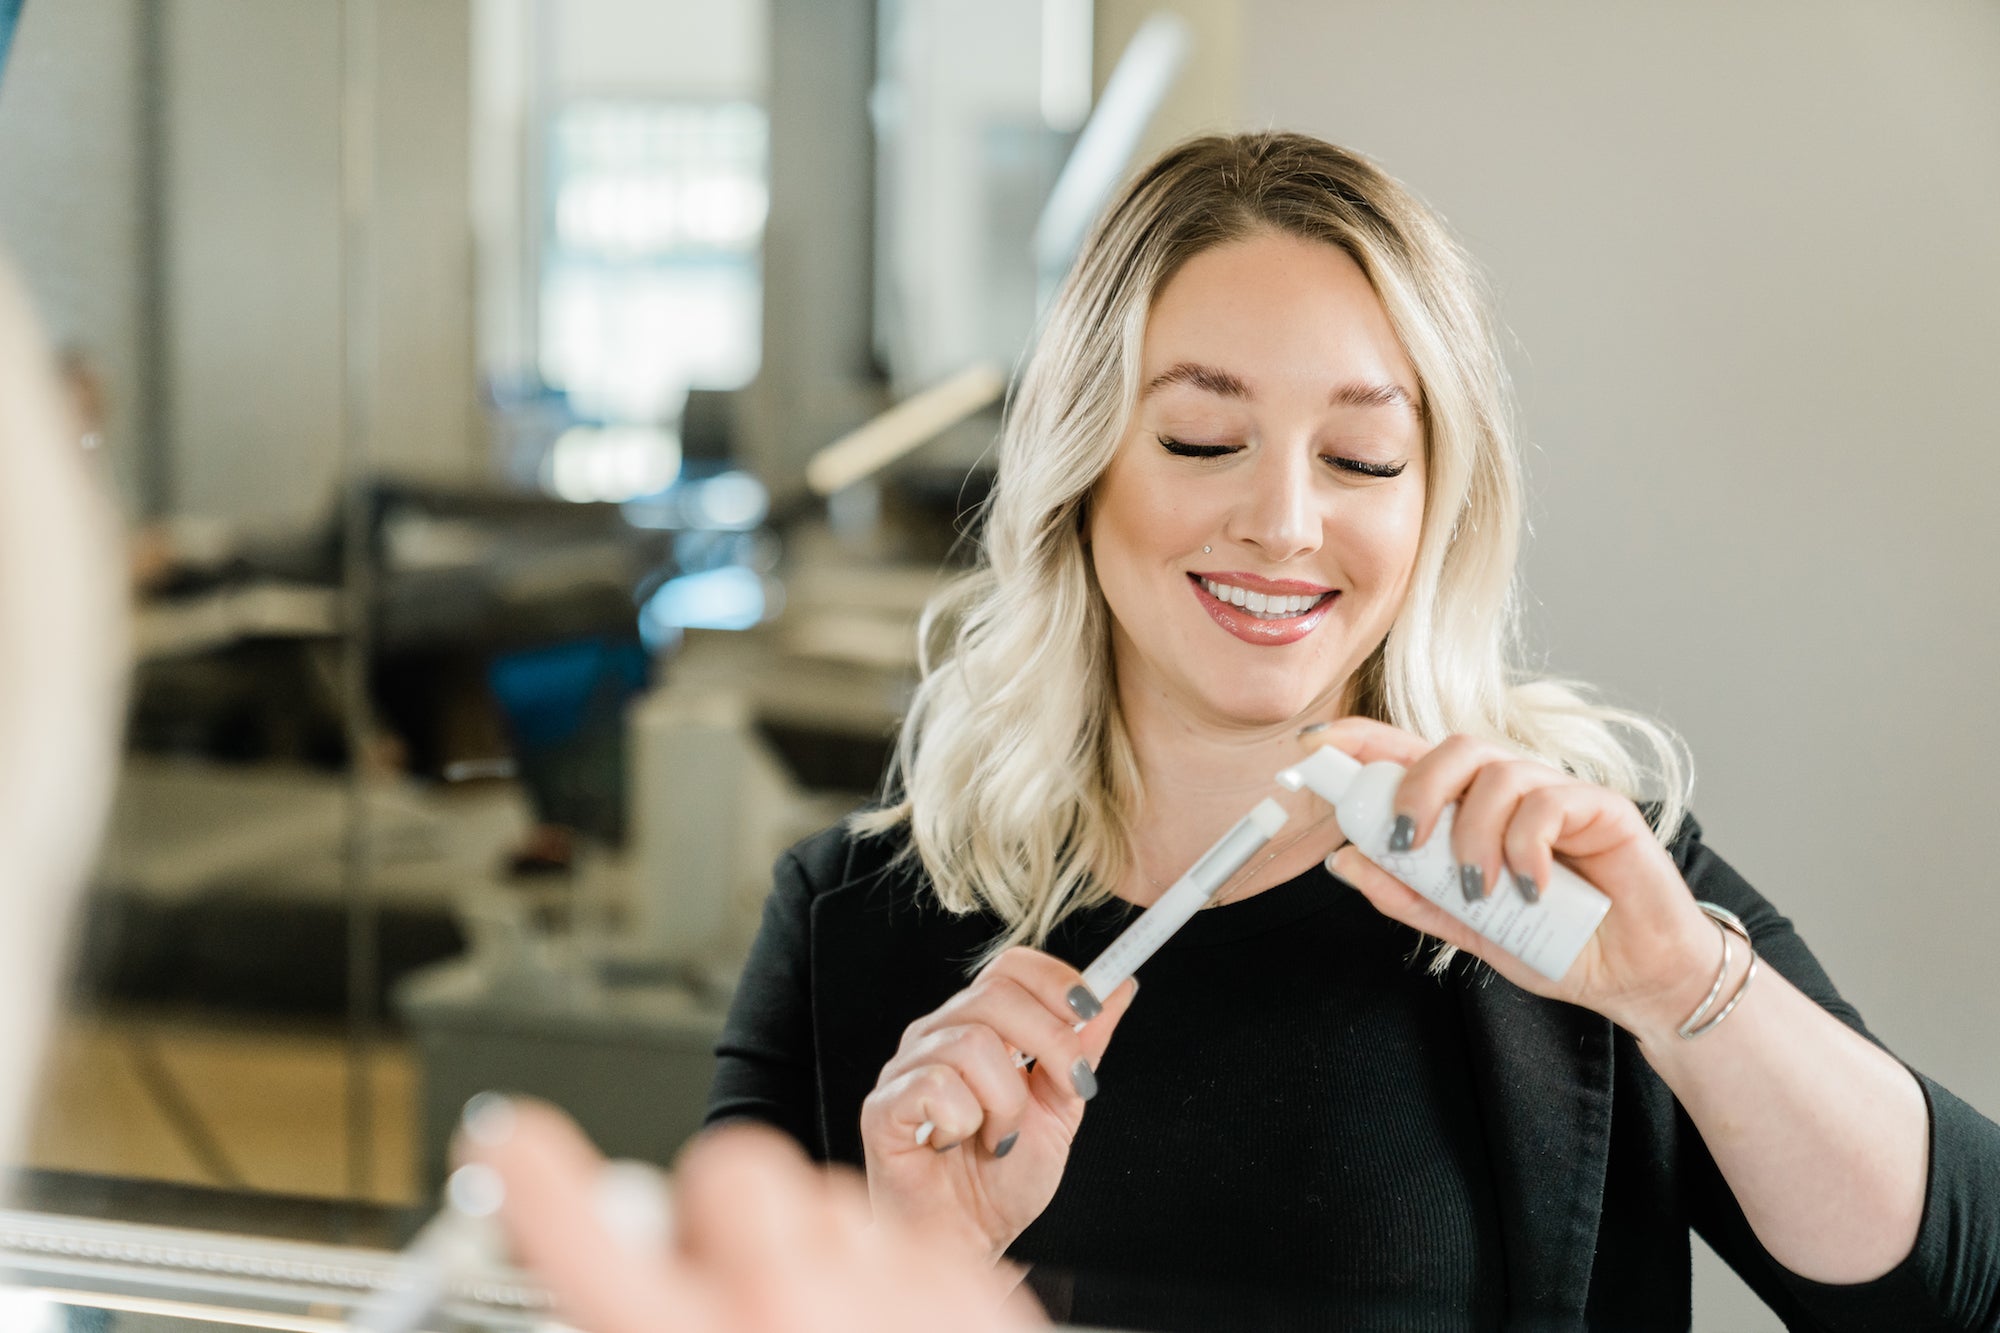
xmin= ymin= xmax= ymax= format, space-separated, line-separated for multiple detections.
xmin=1620 ymin=909 xmax=1757 ymax=1050
xmin=866 ymin=1222 xmax=1006 ymax=1269
xmin=866 ymin=1198 xmax=1011 ymax=1268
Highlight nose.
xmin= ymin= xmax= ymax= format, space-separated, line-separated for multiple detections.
xmin=1224 ymin=444 xmax=1322 ymax=564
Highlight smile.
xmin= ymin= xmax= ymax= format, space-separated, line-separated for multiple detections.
xmin=1187 ymin=573 xmax=1339 ymax=646
xmin=1196 ymin=576 xmax=1333 ymax=620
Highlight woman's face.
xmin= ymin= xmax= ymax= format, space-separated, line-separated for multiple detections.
xmin=1087 ymin=230 xmax=1428 ymax=729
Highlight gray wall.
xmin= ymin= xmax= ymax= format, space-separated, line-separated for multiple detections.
xmin=1095 ymin=0 xmax=1242 ymax=166
xmin=1243 ymin=2 xmax=2000 ymax=1327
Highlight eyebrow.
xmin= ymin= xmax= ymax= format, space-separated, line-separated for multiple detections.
xmin=1330 ymin=380 xmax=1417 ymax=413
xmin=1143 ymin=361 xmax=1250 ymax=399
xmin=1142 ymin=360 xmax=1419 ymax=415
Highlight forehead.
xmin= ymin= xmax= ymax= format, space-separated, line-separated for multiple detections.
xmin=1141 ymin=231 xmax=1419 ymax=400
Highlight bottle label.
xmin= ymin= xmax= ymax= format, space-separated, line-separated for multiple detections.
xmin=1369 ymin=806 xmax=1608 ymax=980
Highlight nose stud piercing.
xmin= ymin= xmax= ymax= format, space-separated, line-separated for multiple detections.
xmin=1203 ymin=545 xmax=1212 ymax=554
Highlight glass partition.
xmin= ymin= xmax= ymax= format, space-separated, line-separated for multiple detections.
xmin=0 ymin=0 xmax=1098 ymax=1324
xmin=0 ymin=0 xmax=781 ymax=1241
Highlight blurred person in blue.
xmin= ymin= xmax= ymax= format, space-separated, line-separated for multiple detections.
xmin=0 ymin=256 xmax=1035 ymax=1331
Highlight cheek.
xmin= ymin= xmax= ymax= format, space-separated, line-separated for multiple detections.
xmin=1339 ymin=489 xmax=1427 ymax=594
xmin=1091 ymin=452 xmax=1210 ymax=569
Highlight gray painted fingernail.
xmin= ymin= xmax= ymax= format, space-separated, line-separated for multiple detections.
xmin=1459 ymin=863 xmax=1485 ymax=903
xmin=1070 ymin=1058 xmax=1098 ymax=1101
xmin=1389 ymin=815 xmax=1416 ymax=853
xmin=932 ymin=1137 xmax=961 ymax=1153
xmin=993 ymin=1130 xmax=1019 ymax=1158
xmin=461 ymin=1091 xmax=516 ymax=1147
xmin=1066 ymin=985 xmax=1103 ymax=1022
xmin=1514 ymin=870 xmax=1541 ymax=904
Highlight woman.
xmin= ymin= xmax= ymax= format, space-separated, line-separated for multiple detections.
xmin=707 ymin=132 xmax=2000 ymax=1330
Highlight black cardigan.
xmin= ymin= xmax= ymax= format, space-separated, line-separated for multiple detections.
xmin=706 ymin=815 xmax=2000 ymax=1331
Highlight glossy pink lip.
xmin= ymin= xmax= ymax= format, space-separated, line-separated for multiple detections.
xmin=1187 ymin=573 xmax=1338 ymax=646
xmin=1190 ymin=570 xmax=1334 ymax=596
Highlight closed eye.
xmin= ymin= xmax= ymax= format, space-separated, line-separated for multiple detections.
xmin=1158 ymin=436 xmax=1237 ymax=459
xmin=1329 ymin=456 xmax=1406 ymax=479
xmin=1159 ymin=436 xmax=1407 ymax=480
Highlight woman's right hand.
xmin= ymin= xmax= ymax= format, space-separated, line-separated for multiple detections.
xmin=860 ymin=948 xmax=1139 ymax=1264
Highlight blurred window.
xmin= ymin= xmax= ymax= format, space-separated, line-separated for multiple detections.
xmin=540 ymin=101 xmax=768 ymax=423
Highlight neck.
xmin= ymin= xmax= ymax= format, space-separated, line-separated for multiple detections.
xmin=1113 ymin=674 xmax=1348 ymax=905
xmin=1124 ymin=699 xmax=1319 ymax=811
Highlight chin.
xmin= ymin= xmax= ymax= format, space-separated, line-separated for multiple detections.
xmin=1196 ymin=668 xmax=1337 ymax=730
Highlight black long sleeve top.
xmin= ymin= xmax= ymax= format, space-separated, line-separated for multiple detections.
xmin=706 ymin=814 xmax=2000 ymax=1331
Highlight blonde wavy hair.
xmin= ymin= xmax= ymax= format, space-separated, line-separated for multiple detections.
xmin=856 ymin=131 xmax=1688 ymax=959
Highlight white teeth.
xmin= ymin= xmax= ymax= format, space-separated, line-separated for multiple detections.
xmin=1199 ymin=577 xmax=1330 ymax=620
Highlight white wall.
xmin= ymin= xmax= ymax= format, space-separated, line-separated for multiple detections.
xmin=165 ymin=0 xmax=477 ymax=526
xmin=373 ymin=1 xmax=480 ymax=489
xmin=874 ymin=0 xmax=1059 ymax=390
xmin=1243 ymin=3 xmax=2000 ymax=1327
xmin=162 ymin=2 xmax=342 ymax=525
xmin=552 ymin=0 xmax=767 ymax=101
xmin=738 ymin=0 xmax=879 ymax=495
xmin=0 ymin=0 xmax=151 ymax=510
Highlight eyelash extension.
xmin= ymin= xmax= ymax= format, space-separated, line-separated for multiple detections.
xmin=1334 ymin=457 xmax=1406 ymax=479
xmin=1156 ymin=436 xmax=1406 ymax=479
xmin=1157 ymin=436 xmax=1235 ymax=459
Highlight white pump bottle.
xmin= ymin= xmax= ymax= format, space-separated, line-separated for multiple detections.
xmin=1276 ymin=746 xmax=1610 ymax=981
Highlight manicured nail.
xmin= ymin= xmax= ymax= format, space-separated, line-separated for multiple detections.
xmin=1459 ymin=863 xmax=1485 ymax=903
xmin=1514 ymin=870 xmax=1541 ymax=904
xmin=914 ymin=1120 xmax=935 ymax=1147
xmin=993 ymin=1131 xmax=1019 ymax=1158
xmin=461 ymin=1091 xmax=516 ymax=1147
xmin=446 ymin=1163 xmax=505 ymax=1218
xmin=1388 ymin=815 xmax=1417 ymax=853
xmin=933 ymin=1138 xmax=961 ymax=1153
xmin=1070 ymin=1058 xmax=1098 ymax=1101
xmin=1296 ymin=720 xmax=1331 ymax=738
xmin=1066 ymin=985 xmax=1103 ymax=1022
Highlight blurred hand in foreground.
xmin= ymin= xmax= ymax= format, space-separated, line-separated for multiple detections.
xmin=457 ymin=1097 xmax=1048 ymax=1333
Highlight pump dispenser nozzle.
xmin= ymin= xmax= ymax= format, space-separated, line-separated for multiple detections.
xmin=1276 ymin=746 xmax=1364 ymax=805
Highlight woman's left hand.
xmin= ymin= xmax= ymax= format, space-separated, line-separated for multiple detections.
xmin=1310 ymin=717 xmax=1717 ymax=1036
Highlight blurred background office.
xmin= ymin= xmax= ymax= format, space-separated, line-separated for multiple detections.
xmin=0 ymin=2 xmax=1994 ymax=1330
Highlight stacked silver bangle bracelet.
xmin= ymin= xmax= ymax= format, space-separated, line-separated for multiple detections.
xmin=1676 ymin=902 xmax=1759 ymax=1040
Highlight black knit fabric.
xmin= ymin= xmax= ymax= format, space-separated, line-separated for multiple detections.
xmin=1013 ymin=872 xmax=1507 ymax=1330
